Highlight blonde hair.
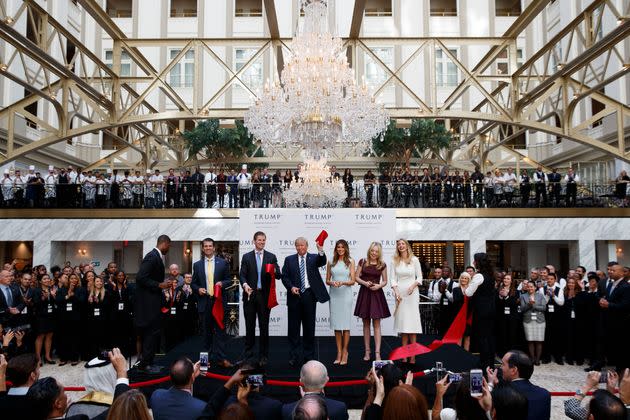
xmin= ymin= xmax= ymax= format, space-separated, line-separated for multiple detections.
xmin=459 ymin=272 xmax=471 ymax=286
xmin=365 ymin=242 xmax=385 ymax=270
xmin=392 ymin=239 xmax=413 ymax=265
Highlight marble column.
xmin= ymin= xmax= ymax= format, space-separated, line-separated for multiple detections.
xmin=578 ymin=239 xmax=596 ymax=270
xmin=32 ymin=240 xmax=52 ymax=267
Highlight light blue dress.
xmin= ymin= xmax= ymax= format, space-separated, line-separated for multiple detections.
xmin=329 ymin=262 xmax=353 ymax=331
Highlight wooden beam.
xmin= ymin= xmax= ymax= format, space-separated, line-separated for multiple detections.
xmin=349 ymin=0 xmax=367 ymax=39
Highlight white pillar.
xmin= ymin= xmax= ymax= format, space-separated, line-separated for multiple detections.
xmin=578 ymin=239 xmax=596 ymax=270
xmin=32 ymin=240 xmax=52 ymax=267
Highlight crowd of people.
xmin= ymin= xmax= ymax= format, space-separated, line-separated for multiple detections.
xmin=1 ymin=163 xmax=629 ymax=209
xmin=1 ymin=234 xmax=630 ymax=419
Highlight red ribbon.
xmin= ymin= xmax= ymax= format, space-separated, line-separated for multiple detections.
xmin=266 ymin=264 xmax=278 ymax=309
xmin=212 ymin=283 xmax=224 ymax=330
xmin=388 ymin=298 xmax=469 ymax=360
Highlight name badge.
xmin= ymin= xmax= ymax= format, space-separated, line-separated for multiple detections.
xmin=47 ymin=304 xmax=53 ymax=313
xmin=170 ymin=307 xmax=176 ymax=315
xmin=21 ymin=307 xmax=28 ymax=314
xmin=531 ymin=312 xmax=537 ymax=321
xmin=183 ymin=303 xmax=188 ymax=310
xmin=504 ymin=307 xmax=511 ymax=315
xmin=66 ymin=303 xmax=73 ymax=311
xmin=547 ymin=305 xmax=554 ymax=313
xmin=118 ymin=302 xmax=124 ymax=311
xmin=442 ymin=301 xmax=449 ymax=306
xmin=571 ymin=310 xmax=576 ymax=319
xmin=94 ymin=308 xmax=100 ymax=317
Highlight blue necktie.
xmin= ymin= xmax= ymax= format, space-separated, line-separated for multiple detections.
xmin=299 ymin=256 xmax=306 ymax=293
xmin=256 ymin=252 xmax=262 ymax=289
xmin=4 ymin=287 xmax=12 ymax=307
xmin=606 ymin=280 xmax=613 ymax=298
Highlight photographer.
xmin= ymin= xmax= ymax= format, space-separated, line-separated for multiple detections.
xmin=0 ymin=323 xmax=26 ymax=359
xmin=149 ymin=357 xmax=205 ymax=420
xmin=432 ymin=374 xmax=486 ymax=420
xmin=563 ymin=370 xmax=628 ymax=420
xmin=223 ymin=360 xmax=282 ymax=419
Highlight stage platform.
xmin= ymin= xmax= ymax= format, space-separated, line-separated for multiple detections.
xmin=128 ymin=335 xmax=479 ymax=408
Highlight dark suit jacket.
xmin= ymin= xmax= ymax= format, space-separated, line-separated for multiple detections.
xmin=150 ymin=387 xmax=206 ymax=420
xmin=281 ymin=394 xmax=348 ymax=420
xmin=0 ymin=285 xmax=25 ymax=324
xmin=510 ymin=379 xmax=551 ymax=420
xmin=225 ymin=392 xmax=282 ymax=419
xmin=134 ymin=248 xmax=165 ymax=328
xmin=191 ymin=256 xmax=231 ymax=313
xmin=282 ymin=252 xmax=329 ymax=304
xmin=602 ymin=280 xmax=630 ymax=332
xmin=239 ymin=249 xmax=281 ymax=300
xmin=0 ymin=392 xmax=31 ymax=419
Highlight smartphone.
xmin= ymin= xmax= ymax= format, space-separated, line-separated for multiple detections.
xmin=448 ymin=373 xmax=462 ymax=383
xmin=599 ymin=369 xmax=609 ymax=384
xmin=470 ymin=369 xmax=483 ymax=397
xmin=372 ymin=360 xmax=393 ymax=373
xmin=199 ymin=352 xmax=209 ymax=371
xmin=435 ymin=361 xmax=444 ymax=382
xmin=246 ymin=374 xmax=265 ymax=388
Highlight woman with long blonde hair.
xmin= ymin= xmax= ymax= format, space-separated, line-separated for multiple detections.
xmin=86 ymin=276 xmax=111 ymax=359
xmin=390 ymin=239 xmax=423 ymax=363
xmin=453 ymin=272 xmax=472 ymax=351
xmin=354 ymin=242 xmax=391 ymax=361
xmin=326 ymin=239 xmax=356 ymax=365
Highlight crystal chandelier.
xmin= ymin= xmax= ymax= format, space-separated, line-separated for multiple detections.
xmin=284 ymin=159 xmax=347 ymax=208
xmin=244 ymin=0 xmax=389 ymax=160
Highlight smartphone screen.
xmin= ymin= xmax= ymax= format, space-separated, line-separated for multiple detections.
xmin=199 ymin=352 xmax=209 ymax=371
xmin=470 ymin=369 xmax=483 ymax=396
xmin=448 ymin=373 xmax=462 ymax=383
xmin=372 ymin=360 xmax=393 ymax=373
xmin=246 ymin=374 xmax=265 ymax=388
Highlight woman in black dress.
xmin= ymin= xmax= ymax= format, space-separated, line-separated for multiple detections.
xmin=110 ymin=270 xmax=134 ymax=355
xmin=495 ymin=274 xmax=520 ymax=357
xmin=33 ymin=274 xmax=56 ymax=365
xmin=563 ymin=275 xmax=583 ymax=365
xmin=55 ymin=273 xmax=86 ymax=365
xmin=85 ymin=276 xmax=111 ymax=359
xmin=466 ymin=253 xmax=496 ymax=370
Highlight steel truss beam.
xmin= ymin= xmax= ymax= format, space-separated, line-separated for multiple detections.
xmin=0 ymin=0 xmax=627 ymax=170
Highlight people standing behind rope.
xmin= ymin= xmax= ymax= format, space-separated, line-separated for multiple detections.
xmin=354 ymin=242 xmax=390 ymax=362
xmin=390 ymin=239 xmax=423 ymax=364
xmin=540 ymin=272 xmax=565 ymax=365
xmin=176 ymin=273 xmax=198 ymax=342
xmin=435 ymin=266 xmax=458 ymax=336
xmin=495 ymin=274 xmax=520 ymax=357
xmin=325 ymin=239 xmax=355 ymax=366
xmin=33 ymin=274 xmax=56 ymax=365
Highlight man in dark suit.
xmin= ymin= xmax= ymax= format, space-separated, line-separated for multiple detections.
xmin=598 ymin=263 xmax=630 ymax=373
xmin=281 ymin=360 xmax=348 ymax=420
xmin=0 ymin=269 xmax=24 ymax=327
xmin=488 ymin=350 xmax=550 ymax=420
xmin=191 ymin=237 xmax=232 ymax=367
xmin=282 ymin=237 xmax=328 ymax=365
xmin=239 ymin=231 xmax=281 ymax=365
xmin=223 ymin=360 xmax=282 ymax=418
xmin=134 ymin=234 xmax=172 ymax=373
xmin=0 ymin=353 xmax=39 ymax=418
xmin=149 ymin=357 xmax=205 ymax=420
xmin=27 ymin=376 xmax=89 ymax=420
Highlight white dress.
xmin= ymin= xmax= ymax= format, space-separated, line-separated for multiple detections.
xmin=390 ymin=256 xmax=423 ymax=334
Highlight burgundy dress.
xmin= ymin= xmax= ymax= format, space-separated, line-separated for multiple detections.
xmin=354 ymin=260 xmax=391 ymax=319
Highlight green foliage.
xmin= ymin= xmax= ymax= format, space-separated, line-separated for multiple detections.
xmin=371 ymin=119 xmax=453 ymax=170
xmin=182 ymin=119 xmax=261 ymax=166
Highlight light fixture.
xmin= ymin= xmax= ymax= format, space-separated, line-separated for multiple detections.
xmin=245 ymin=0 xmax=388 ymax=160
xmin=4 ymin=16 xmax=14 ymax=24
xmin=617 ymin=248 xmax=623 ymax=253
xmin=283 ymin=158 xmax=347 ymax=208
xmin=185 ymin=248 xmax=191 ymax=255
xmin=556 ymin=63 xmax=564 ymax=70
xmin=78 ymin=249 xmax=87 ymax=256
xmin=0 ymin=63 xmax=7 ymax=72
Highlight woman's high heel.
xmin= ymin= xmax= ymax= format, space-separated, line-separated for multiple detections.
xmin=340 ymin=352 xmax=348 ymax=365
xmin=363 ymin=350 xmax=371 ymax=361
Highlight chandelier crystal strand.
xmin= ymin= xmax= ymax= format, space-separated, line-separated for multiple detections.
xmin=283 ymin=158 xmax=347 ymax=208
xmin=244 ymin=0 xmax=388 ymax=160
